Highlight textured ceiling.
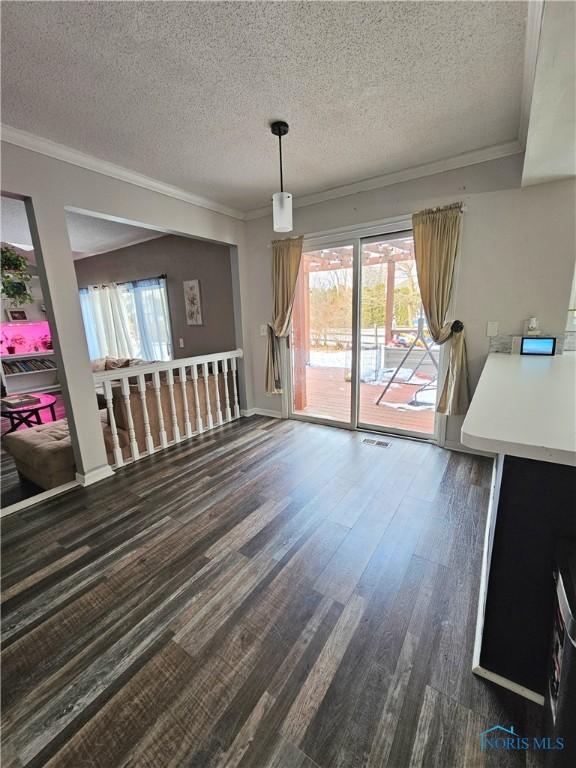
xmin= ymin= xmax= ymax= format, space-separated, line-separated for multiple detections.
xmin=1 ymin=1 xmax=527 ymax=211
xmin=1 ymin=197 xmax=162 ymax=256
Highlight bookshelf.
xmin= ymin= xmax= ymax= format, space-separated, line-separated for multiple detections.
xmin=1 ymin=255 xmax=59 ymax=395
xmin=1 ymin=352 xmax=59 ymax=395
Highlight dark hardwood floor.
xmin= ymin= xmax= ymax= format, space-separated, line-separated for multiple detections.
xmin=1 ymin=416 xmax=544 ymax=767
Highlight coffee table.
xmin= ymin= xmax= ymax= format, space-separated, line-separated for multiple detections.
xmin=1 ymin=393 xmax=57 ymax=434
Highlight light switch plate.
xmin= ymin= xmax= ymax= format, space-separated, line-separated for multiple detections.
xmin=486 ymin=321 xmax=499 ymax=337
xmin=178 ymin=338 xmax=184 ymax=348
xmin=260 ymin=324 xmax=268 ymax=337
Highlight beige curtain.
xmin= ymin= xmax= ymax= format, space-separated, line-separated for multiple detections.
xmin=265 ymin=236 xmax=304 ymax=394
xmin=412 ymin=203 xmax=470 ymax=415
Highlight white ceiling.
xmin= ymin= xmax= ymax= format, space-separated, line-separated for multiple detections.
xmin=1 ymin=1 xmax=528 ymax=213
xmin=0 ymin=197 xmax=162 ymax=257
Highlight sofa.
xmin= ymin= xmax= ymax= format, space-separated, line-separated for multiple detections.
xmin=91 ymin=356 xmax=148 ymax=373
xmin=2 ymin=410 xmax=125 ymax=490
xmin=92 ymin=357 xmax=149 ymax=409
xmin=2 ymin=367 xmax=234 ymax=490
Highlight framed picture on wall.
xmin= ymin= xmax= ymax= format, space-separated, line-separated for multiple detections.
xmin=183 ymin=279 xmax=203 ymax=326
xmin=6 ymin=309 xmax=28 ymax=321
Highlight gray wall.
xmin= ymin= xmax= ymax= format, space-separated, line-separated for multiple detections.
xmin=74 ymin=234 xmax=236 ymax=358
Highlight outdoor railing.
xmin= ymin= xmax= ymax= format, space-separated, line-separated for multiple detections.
xmin=309 ymin=326 xmax=435 ymax=349
xmin=93 ymin=349 xmax=243 ymax=468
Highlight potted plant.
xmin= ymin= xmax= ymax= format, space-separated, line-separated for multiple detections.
xmin=1 ymin=244 xmax=33 ymax=306
xmin=2 ymin=331 xmax=16 ymax=355
xmin=7 ymin=333 xmax=26 ymax=354
xmin=39 ymin=333 xmax=53 ymax=350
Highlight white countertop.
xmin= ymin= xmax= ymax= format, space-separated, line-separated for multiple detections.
xmin=461 ymin=352 xmax=576 ymax=465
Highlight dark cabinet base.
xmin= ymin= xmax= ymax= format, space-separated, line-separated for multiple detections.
xmin=479 ymin=455 xmax=576 ymax=696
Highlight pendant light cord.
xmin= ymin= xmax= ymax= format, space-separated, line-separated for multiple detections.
xmin=278 ymin=134 xmax=284 ymax=192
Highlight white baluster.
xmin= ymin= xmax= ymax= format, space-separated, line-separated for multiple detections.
xmin=166 ymin=368 xmax=181 ymax=443
xmin=202 ymin=362 xmax=214 ymax=429
xmin=231 ymin=356 xmax=241 ymax=419
xmin=152 ymin=370 xmax=168 ymax=448
xmin=221 ymin=358 xmax=232 ymax=422
xmin=103 ymin=380 xmax=124 ymax=467
xmin=212 ymin=361 xmax=223 ymax=425
xmin=179 ymin=365 xmax=193 ymax=438
xmin=191 ymin=364 xmax=204 ymax=433
xmin=137 ymin=373 xmax=155 ymax=454
xmin=120 ymin=376 xmax=139 ymax=461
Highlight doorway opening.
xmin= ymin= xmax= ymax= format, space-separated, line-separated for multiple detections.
xmin=1 ymin=194 xmax=71 ymax=508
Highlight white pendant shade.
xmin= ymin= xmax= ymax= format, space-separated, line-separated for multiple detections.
xmin=272 ymin=192 xmax=293 ymax=233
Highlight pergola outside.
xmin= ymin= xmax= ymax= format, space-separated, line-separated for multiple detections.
xmin=290 ymin=239 xmax=437 ymax=434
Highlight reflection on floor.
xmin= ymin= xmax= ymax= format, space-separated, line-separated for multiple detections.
xmin=293 ymin=366 xmax=436 ymax=434
xmin=1 ymin=393 xmax=66 ymax=507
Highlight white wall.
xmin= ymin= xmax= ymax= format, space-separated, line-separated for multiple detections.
xmin=3 ymin=141 xmax=574 ymax=463
xmin=1 ymin=141 xmax=253 ymax=483
xmin=244 ymin=155 xmax=576 ymax=446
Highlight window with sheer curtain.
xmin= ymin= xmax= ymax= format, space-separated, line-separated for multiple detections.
xmin=79 ymin=277 xmax=172 ymax=361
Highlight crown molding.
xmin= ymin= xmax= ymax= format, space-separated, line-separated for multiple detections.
xmin=1 ymin=125 xmax=245 ymax=221
xmin=244 ymin=140 xmax=523 ymax=221
xmin=519 ymin=0 xmax=544 ymax=149
xmin=2 ymin=125 xmax=523 ymax=225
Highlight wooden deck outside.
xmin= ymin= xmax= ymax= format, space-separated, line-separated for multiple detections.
xmin=293 ymin=365 xmax=436 ymax=434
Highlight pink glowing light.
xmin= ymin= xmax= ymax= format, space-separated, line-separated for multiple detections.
xmin=1 ymin=321 xmax=53 ymax=356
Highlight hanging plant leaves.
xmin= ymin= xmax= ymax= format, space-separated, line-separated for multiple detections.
xmin=1 ymin=244 xmax=34 ymax=305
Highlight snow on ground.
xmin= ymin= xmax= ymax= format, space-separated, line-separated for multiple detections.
xmin=307 ymin=349 xmax=437 ymax=409
xmin=309 ymin=350 xmax=351 ymax=368
xmin=308 ymin=350 xmax=435 ymax=385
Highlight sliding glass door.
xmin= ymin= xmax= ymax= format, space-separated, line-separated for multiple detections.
xmin=291 ymin=244 xmax=355 ymax=424
xmin=358 ymin=233 xmax=438 ymax=436
xmin=290 ymin=231 xmax=438 ymax=438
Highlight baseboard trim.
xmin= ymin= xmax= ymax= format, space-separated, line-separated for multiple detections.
xmin=472 ymin=665 xmax=544 ymax=706
xmin=443 ymin=439 xmax=495 ymax=458
xmin=1 ymin=481 xmax=79 ymax=518
xmin=75 ymin=465 xmax=115 ymax=486
xmin=241 ymin=408 xmax=282 ymax=419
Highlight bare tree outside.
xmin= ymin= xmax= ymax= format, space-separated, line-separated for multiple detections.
xmin=291 ymin=236 xmax=438 ymax=435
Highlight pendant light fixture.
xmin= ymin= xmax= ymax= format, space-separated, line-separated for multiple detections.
xmin=270 ymin=120 xmax=293 ymax=233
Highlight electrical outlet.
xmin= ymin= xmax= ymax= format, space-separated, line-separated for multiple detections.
xmin=260 ymin=324 xmax=268 ymax=337
xmin=486 ymin=321 xmax=499 ymax=338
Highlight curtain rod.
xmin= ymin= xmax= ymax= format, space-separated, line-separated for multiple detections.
xmin=414 ymin=202 xmax=466 ymax=216
xmin=266 ymin=205 xmax=468 ymax=248
xmin=85 ymin=273 xmax=167 ymax=289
